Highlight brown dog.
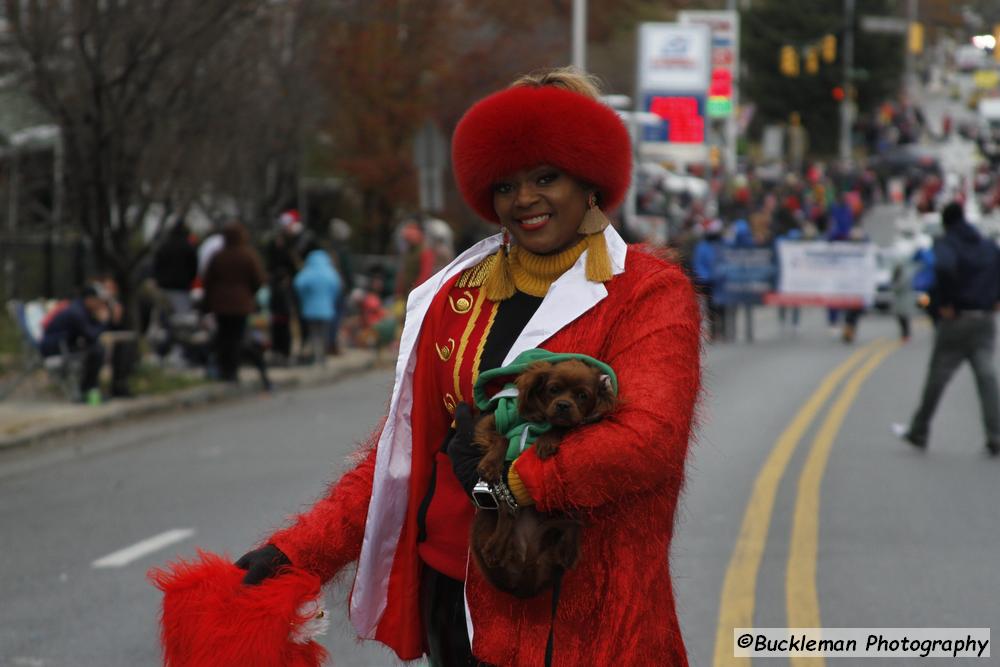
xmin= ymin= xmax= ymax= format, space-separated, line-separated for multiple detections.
xmin=471 ymin=359 xmax=617 ymax=598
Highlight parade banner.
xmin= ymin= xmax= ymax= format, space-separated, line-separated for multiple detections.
xmin=768 ymin=241 xmax=879 ymax=307
xmin=714 ymin=246 xmax=776 ymax=305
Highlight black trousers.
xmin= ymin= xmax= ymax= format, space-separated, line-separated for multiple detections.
xmin=421 ymin=567 xmax=494 ymax=667
xmin=214 ymin=314 xmax=272 ymax=388
xmin=80 ymin=342 xmax=104 ymax=392
xmin=909 ymin=315 xmax=1000 ymax=446
xmin=109 ymin=337 xmax=138 ymax=395
xmin=49 ymin=338 xmax=134 ymax=394
xmin=214 ymin=315 xmax=247 ymax=381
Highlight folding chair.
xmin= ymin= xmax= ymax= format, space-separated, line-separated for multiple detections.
xmin=0 ymin=300 xmax=83 ymax=401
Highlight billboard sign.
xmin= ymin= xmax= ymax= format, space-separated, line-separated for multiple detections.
xmin=679 ymin=10 xmax=740 ymax=119
xmin=636 ymin=22 xmax=711 ymax=157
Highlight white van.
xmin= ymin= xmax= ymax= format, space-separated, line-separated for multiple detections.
xmin=977 ymin=98 xmax=1000 ymax=163
xmin=956 ymin=45 xmax=987 ymax=72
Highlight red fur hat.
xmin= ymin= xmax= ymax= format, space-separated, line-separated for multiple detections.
xmin=451 ymin=85 xmax=632 ymax=223
xmin=149 ymin=551 xmax=328 ymax=667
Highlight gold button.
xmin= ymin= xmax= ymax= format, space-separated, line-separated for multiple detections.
xmin=443 ymin=393 xmax=457 ymax=414
xmin=448 ymin=290 xmax=474 ymax=314
xmin=436 ymin=338 xmax=455 ymax=361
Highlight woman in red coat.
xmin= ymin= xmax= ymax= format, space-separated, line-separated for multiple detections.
xmin=237 ymin=68 xmax=701 ymax=666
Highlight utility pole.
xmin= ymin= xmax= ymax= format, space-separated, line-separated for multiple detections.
xmin=572 ymin=0 xmax=586 ymax=71
xmin=839 ymin=0 xmax=855 ymax=165
xmin=905 ymin=0 xmax=917 ymax=95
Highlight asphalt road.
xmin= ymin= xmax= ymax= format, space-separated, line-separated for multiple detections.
xmin=1 ymin=309 xmax=998 ymax=667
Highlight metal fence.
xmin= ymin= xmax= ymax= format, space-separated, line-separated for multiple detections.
xmin=0 ymin=233 xmax=93 ymax=302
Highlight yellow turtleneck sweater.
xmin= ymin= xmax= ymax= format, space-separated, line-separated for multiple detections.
xmin=508 ymin=238 xmax=588 ymax=297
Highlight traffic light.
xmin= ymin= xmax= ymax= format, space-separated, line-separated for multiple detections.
xmin=908 ymin=22 xmax=924 ymax=54
xmin=831 ymin=86 xmax=845 ymax=101
xmin=780 ymin=45 xmax=800 ymax=77
xmin=821 ymin=34 xmax=837 ymax=63
xmin=709 ymin=146 xmax=722 ymax=169
xmin=805 ymin=47 xmax=819 ymax=75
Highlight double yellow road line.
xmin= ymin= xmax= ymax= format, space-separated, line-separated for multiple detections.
xmin=712 ymin=337 xmax=900 ymax=666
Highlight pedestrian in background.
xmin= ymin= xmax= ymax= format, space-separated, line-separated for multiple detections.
xmin=890 ymin=257 xmax=919 ymax=341
xmin=692 ymin=218 xmax=726 ymax=341
xmin=89 ymin=274 xmax=139 ymax=397
xmin=773 ymin=217 xmax=802 ymax=334
xmin=232 ymin=68 xmax=700 ymax=666
xmin=727 ymin=218 xmax=757 ymax=342
xmin=293 ymin=247 xmax=342 ymax=366
xmin=154 ymin=220 xmax=198 ymax=313
xmin=894 ymin=202 xmax=1000 ymax=455
xmin=825 ymin=191 xmax=855 ymax=337
xmin=40 ymin=285 xmax=112 ymax=403
xmin=327 ymin=218 xmax=356 ymax=355
xmin=424 ymin=217 xmax=456 ymax=273
xmin=203 ymin=221 xmax=270 ymax=389
xmin=153 ymin=220 xmax=198 ymax=360
xmin=394 ymin=220 xmax=435 ymax=301
xmin=196 ymin=224 xmax=225 ymax=281
xmin=265 ymin=210 xmax=307 ymax=363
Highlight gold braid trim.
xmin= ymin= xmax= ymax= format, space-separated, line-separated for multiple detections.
xmin=456 ymin=253 xmax=498 ymax=288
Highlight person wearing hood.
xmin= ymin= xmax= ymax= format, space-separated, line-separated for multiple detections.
xmin=894 ymin=202 xmax=1000 ymax=455
xmin=293 ymin=247 xmax=342 ymax=365
xmin=203 ymin=220 xmax=269 ymax=387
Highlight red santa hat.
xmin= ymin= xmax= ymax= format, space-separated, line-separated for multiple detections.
xmin=149 ymin=551 xmax=328 ymax=667
xmin=279 ymin=209 xmax=303 ymax=235
xmin=451 ymin=85 xmax=632 ymax=223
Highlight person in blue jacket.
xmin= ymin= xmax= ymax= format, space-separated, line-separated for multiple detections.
xmin=727 ymin=218 xmax=758 ymax=342
xmin=40 ymin=285 xmax=118 ymax=400
xmin=693 ymin=218 xmax=726 ymax=341
xmin=293 ymin=247 xmax=343 ymax=365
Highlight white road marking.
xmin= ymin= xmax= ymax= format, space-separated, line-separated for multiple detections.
xmin=91 ymin=528 xmax=195 ymax=568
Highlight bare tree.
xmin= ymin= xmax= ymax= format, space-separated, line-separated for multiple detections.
xmin=1 ymin=0 xmax=323 ymax=318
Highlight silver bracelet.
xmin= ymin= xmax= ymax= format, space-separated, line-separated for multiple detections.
xmin=490 ymin=480 xmax=519 ymax=512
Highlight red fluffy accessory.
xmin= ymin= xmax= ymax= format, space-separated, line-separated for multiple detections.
xmin=149 ymin=551 xmax=329 ymax=667
xmin=451 ymin=85 xmax=632 ymax=223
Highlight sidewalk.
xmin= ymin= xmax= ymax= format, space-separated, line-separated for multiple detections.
xmin=0 ymin=348 xmax=378 ymax=450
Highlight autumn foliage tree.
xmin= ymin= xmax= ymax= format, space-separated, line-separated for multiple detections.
xmin=314 ymin=0 xmax=697 ymax=252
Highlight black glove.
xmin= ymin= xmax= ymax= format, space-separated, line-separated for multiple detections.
xmin=445 ymin=402 xmax=482 ymax=497
xmin=235 ymin=544 xmax=291 ymax=585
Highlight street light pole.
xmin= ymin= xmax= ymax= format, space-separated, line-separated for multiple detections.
xmin=572 ymin=0 xmax=586 ymax=71
xmin=4 ymin=149 xmax=18 ymax=303
xmin=839 ymin=0 xmax=855 ymax=165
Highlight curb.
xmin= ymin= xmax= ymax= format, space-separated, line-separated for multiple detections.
xmin=0 ymin=351 xmax=378 ymax=451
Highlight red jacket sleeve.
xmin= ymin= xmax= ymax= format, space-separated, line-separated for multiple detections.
xmin=513 ymin=264 xmax=701 ymax=511
xmin=267 ymin=418 xmax=386 ymax=584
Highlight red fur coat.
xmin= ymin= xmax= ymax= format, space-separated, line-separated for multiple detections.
xmin=268 ymin=244 xmax=701 ymax=666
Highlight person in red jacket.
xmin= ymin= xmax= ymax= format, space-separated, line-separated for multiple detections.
xmin=236 ymin=68 xmax=702 ymax=666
